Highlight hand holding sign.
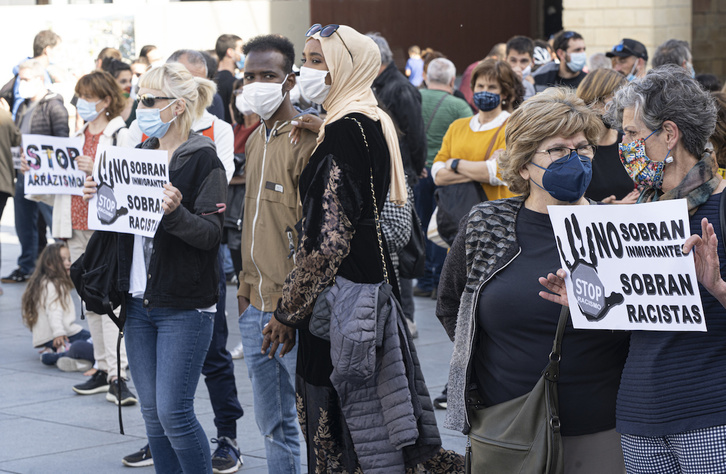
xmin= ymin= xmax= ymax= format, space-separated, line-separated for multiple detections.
xmin=88 ymin=144 xmax=168 ymax=238
xmin=548 ymin=200 xmax=706 ymax=332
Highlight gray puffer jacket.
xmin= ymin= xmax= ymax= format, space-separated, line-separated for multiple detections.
xmin=328 ymin=277 xmax=441 ymax=473
xmin=436 ymin=196 xmax=524 ymax=434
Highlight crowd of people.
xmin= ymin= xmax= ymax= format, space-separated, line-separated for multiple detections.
xmin=1 ymin=23 xmax=726 ymax=474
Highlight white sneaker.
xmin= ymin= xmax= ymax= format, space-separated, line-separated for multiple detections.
xmin=230 ymin=342 xmax=244 ymax=359
xmin=57 ymin=357 xmax=94 ymax=372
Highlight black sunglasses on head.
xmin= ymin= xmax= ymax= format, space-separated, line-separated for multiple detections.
xmin=138 ymin=94 xmax=176 ymax=108
xmin=305 ymin=23 xmax=354 ymax=63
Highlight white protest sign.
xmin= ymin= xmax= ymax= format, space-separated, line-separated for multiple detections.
xmin=22 ymin=134 xmax=85 ymax=195
xmin=87 ymin=144 xmax=168 ymax=238
xmin=548 ymin=199 xmax=706 ymax=332
xmin=11 ymin=146 xmax=22 ymax=170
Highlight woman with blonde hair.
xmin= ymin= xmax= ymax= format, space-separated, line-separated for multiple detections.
xmin=83 ymin=62 xmax=227 ymax=473
xmin=439 ymin=87 xmax=629 ymax=473
xmin=576 ymin=68 xmax=638 ymax=203
xmin=264 ymin=24 xmax=462 ymax=473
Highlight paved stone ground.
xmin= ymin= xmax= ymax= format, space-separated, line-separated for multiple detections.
xmin=0 ymin=199 xmax=465 ymax=473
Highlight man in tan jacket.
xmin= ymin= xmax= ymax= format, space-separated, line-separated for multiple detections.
xmin=236 ymin=34 xmax=317 ymax=474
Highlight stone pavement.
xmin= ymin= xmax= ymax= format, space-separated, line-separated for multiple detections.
xmin=0 ymin=200 xmax=465 ymax=473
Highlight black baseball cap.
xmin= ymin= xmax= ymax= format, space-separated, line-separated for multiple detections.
xmin=606 ymin=39 xmax=648 ymax=61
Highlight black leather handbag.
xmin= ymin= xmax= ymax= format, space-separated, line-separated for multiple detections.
xmin=398 ymin=207 xmax=426 ymax=279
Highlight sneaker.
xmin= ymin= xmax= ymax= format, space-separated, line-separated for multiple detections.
xmin=211 ymin=437 xmax=243 ymax=474
xmin=434 ymin=386 xmax=447 ymax=410
xmin=122 ymin=443 xmax=154 ymax=467
xmin=73 ymin=370 xmax=109 ymax=395
xmin=106 ymin=378 xmax=138 ymax=406
xmin=1 ymin=268 xmax=30 ymax=283
xmin=225 ymin=272 xmax=238 ymax=286
xmin=405 ymin=318 xmax=419 ymax=339
xmin=57 ymin=357 xmax=93 ymax=373
xmin=229 ymin=342 xmax=244 ymax=360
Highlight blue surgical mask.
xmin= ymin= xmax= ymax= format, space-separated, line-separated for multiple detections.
xmin=567 ymin=52 xmax=587 ymax=73
xmin=76 ymin=98 xmax=104 ymax=122
xmin=473 ymin=91 xmax=501 ymax=112
xmin=136 ymin=100 xmax=178 ymax=139
xmin=236 ymin=54 xmax=245 ymax=71
xmin=626 ymin=61 xmax=639 ymax=82
xmin=530 ymin=152 xmax=592 ymax=202
xmin=687 ymin=62 xmax=696 ymax=79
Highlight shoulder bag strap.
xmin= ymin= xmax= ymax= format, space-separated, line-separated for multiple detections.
xmin=544 ymin=305 xmax=569 ymax=383
xmin=483 ymin=119 xmax=507 ymax=161
xmin=424 ymin=92 xmax=449 ymax=137
xmin=345 ymin=117 xmax=390 ymax=285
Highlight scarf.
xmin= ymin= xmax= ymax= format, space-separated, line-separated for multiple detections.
xmin=309 ymin=25 xmax=407 ymax=206
xmin=640 ymin=149 xmax=721 ymax=215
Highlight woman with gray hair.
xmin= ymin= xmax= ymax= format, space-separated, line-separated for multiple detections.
xmin=543 ymin=65 xmax=726 ymax=472
xmin=437 ymin=87 xmax=629 ymax=473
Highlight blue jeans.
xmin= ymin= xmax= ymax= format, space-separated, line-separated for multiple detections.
xmin=14 ymin=176 xmax=53 ymax=274
xmin=125 ymin=297 xmax=214 ymax=474
xmin=239 ymin=305 xmax=300 ymax=474
xmin=201 ymin=253 xmax=243 ymax=439
xmin=413 ymin=169 xmax=447 ymax=291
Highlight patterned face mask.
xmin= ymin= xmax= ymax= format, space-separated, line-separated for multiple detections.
xmin=619 ymin=129 xmax=666 ymax=189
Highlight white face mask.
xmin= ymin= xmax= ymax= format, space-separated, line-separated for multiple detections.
xmin=298 ymin=67 xmax=331 ymax=105
xmin=18 ymin=78 xmax=42 ymax=100
xmin=521 ymin=64 xmax=532 ymax=78
xmin=241 ymin=74 xmax=289 ymax=120
xmin=235 ymin=93 xmax=255 ymax=116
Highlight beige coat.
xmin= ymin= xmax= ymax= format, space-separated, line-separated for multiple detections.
xmin=31 ymin=281 xmax=84 ymax=348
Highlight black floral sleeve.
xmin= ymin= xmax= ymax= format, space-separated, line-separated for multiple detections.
xmin=274 ymin=153 xmax=365 ymax=328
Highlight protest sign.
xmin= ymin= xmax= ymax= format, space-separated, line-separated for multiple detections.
xmin=548 ymin=199 xmax=706 ymax=332
xmin=22 ymin=134 xmax=85 ymax=195
xmin=87 ymin=144 xmax=168 ymax=238
xmin=11 ymin=146 xmax=22 ymax=170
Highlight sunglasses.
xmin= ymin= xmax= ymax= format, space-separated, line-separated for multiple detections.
xmin=306 ymin=23 xmax=354 ymax=63
xmin=138 ymin=94 xmax=177 ymax=108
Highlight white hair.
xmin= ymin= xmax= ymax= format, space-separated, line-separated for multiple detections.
xmin=426 ymin=58 xmax=456 ymax=85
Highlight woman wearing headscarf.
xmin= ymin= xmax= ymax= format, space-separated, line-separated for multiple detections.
xmin=263 ymin=24 xmax=463 ymax=473
xmin=542 ymin=66 xmax=726 ymax=472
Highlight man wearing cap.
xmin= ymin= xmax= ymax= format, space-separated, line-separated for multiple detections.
xmin=607 ymin=39 xmax=648 ymax=81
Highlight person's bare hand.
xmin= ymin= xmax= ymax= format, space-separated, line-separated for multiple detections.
xmin=162 ymin=183 xmax=182 ymax=214
xmin=601 ymin=188 xmax=639 ymax=205
xmin=238 ymin=296 xmax=250 ymax=317
xmin=19 ymin=150 xmax=29 ymax=174
xmin=683 ymin=217 xmax=726 ymax=304
xmin=419 ymin=168 xmax=429 ymax=179
xmin=75 ymin=155 xmax=94 ymax=175
xmin=53 ymin=335 xmax=69 ymax=349
xmin=261 ymin=316 xmax=296 ymax=358
xmin=538 ymin=268 xmax=570 ymax=306
xmin=289 ymin=114 xmax=323 ymax=145
xmin=82 ymin=175 xmax=98 ymax=202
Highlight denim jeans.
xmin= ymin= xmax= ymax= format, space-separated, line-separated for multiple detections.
xmin=14 ymin=176 xmax=53 ymax=274
xmin=125 ymin=297 xmax=214 ymax=474
xmin=413 ymin=169 xmax=447 ymax=291
xmin=239 ymin=304 xmax=301 ymax=474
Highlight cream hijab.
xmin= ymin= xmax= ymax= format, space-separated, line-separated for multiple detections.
xmin=308 ymin=25 xmax=407 ymax=206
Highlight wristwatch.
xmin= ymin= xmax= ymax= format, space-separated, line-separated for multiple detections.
xmin=450 ymin=159 xmax=461 ymax=173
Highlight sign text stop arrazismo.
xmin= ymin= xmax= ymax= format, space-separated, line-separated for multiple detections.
xmin=87 ymin=145 xmax=168 ymax=238
xmin=548 ymin=199 xmax=706 ymax=332
xmin=22 ymin=134 xmax=85 ymax=195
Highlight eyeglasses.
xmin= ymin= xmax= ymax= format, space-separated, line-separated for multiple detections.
xmin=306 ymin=23 xmax=354 ymax=63
xmin=138 ymin=94 xmax=177 ymax=108
xmin=535 ymin=145 xmax=596 ymax=162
